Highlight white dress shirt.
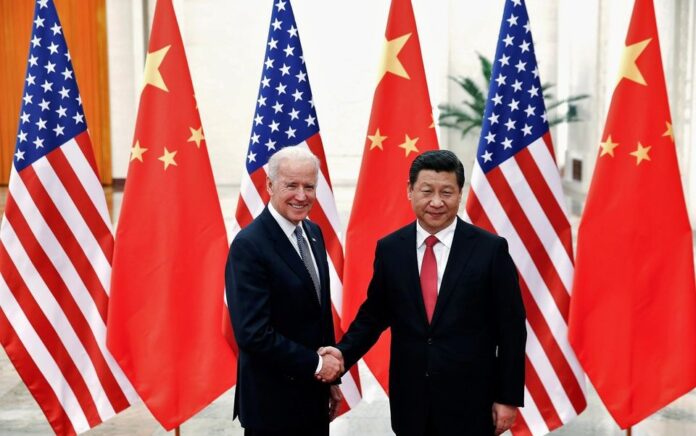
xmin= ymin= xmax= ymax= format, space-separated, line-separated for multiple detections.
xmin=268 ymin=203 xmax=321 ymax=279
xmin=267 ymin=203 xmax=323 ymax=373
xmin=416 ymin=218 xmax=457 ymax=293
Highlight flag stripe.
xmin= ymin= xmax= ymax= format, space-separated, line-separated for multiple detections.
xmin=46 ymin=150 xmax=113 ymax=263
xmin=6 ymin=167 xmax=138 ymax=404
xmin=9 ymin=168 xmax=108 ymax=324
xmin=499 ymin=157 xmax=573 ymax=291
xmin=523 ymin=355 xmax=563 ymax=430
xmin=232 ymin=202 xmax=254 ymax=238
xmin=524 ymin=321 xmax=574 ymax=420
xmin=73 ymin=131 xmax=100 ymax=179
xmin=327 ymin=251 xmax=344 ymax=315
xmin=306 ymin=134 xmax=334 ymax=187
xmin=0 ymin=279 xmax=87 ymax=434
xmin=250 ymin=168 xmax=271 ymax=205
xmin=464 ymin=192 xmax=495 ymax=234
xmin=519 ymin=280 xmax=585 ymax=412
xmin=3 ymin=198 xmax=130 ymax=412
xmin=308 ymin=204 xmax=344 ymax=281
xmin=485 ymin=168 xmax=570 ymax=320
xmin=304 ymin=137 xmax=343 ymax=236
xmin=238 ymin=174 xmax=265 ymax=220
xmin=0 ymin=307 xmax=78 ymax=436
xmin=511 ymin=146 xmax=573 ymax=260
xmin=467 ymin=192 xmax=585 ymax=409
xmin=519 ymin=387 xmax=548 ymax=436
xmin=18 ymin=166 xmax=109 ymax=320
xmin=0 ymin=220 xmax=114 ymax=422
xmin=30 ymin=159 xmax=111 ymax=293
xmin=469 ymin=174 xmax=568 ymax=343
xmin=63 ymin=134 xmax=112 ymax=232
xmin=315 ymin=176 xmax=344 ymax=248
xmin=0 ymin=242 xmax=101 ymax=428
xmin=512 ymin=409 xmax=532 ymax=436
xmin=528 ymin=137 xmax=570 ymax=227
xmin=469 ymin=169 xmax=583 ymax=433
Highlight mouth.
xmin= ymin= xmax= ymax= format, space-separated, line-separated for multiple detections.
xmin=289 ymin=203 xmax=307 ymax=210
xmin=427 ymin=211 xmax=445 ymax=218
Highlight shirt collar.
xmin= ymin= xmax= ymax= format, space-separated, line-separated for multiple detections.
xmin=416 ymin=218 xmax=457 ymax=249
xmin=268 ymin=202 xmax=300 ymax=239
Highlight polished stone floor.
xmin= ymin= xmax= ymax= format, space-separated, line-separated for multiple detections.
xmin=1 ymin=184 xmax=695 ymax=435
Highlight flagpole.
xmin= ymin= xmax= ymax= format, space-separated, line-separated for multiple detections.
xmin=627 ymin=427 xmax=631 ymax=436
xmin=175 ymin=427 xmax=180 ymax=436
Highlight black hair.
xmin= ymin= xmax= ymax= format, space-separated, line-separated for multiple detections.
xmin=408 ymin=150 xmax=465 ymax=189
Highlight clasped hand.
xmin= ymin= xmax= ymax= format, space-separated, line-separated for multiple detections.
xmin=315 ymin=346 xmax=344 ymax=383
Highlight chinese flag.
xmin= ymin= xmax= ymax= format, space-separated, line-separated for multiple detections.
xmin=342 ymin=0 xmax=439 ymax=392
xmin=568 ymin=0 xmax=696 ymax=428
xmin=106 ymin=0 xmax=235 ymax=429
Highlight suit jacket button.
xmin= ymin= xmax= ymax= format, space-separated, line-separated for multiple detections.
xmin=427 ymin=338 xmax=433 ymax=345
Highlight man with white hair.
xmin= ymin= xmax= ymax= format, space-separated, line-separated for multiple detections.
xmin=226 ymin=146 xmax=343 ymax=436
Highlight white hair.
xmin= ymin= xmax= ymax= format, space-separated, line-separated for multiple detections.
xmin=267 ymin=146 xmax=320 ymax=181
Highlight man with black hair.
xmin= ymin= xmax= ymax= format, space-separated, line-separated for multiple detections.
xmin=322 ymin=150 xmax=526 ymax=435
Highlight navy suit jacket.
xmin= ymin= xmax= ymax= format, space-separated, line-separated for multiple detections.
xmin=225 ymin=207 xmax=335 ymax=431
xmin=338 ymin=218 xmax=527 ymax=436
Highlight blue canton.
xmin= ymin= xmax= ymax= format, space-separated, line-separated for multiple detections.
xmin=246 ymin=0 xmax=319 ymax=173
xmin=477 ymin=0 xmax=548 ymax=173
xmin=14 ymin=0 xmax=87 ymax=172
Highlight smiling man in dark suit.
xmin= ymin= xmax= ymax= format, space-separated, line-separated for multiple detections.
xmin=322 ymin=150 xmax=526 ymax=435
xmin=226 ymin=146 xmax=343 ymax=436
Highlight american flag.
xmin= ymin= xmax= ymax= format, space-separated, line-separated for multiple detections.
xmin=0 ymin=1 xmax=137 ymax=434
xmin=230 ymin=0 xmax=361 ymax=409
xmin=465 ymin=0 xmax=587 ymax=434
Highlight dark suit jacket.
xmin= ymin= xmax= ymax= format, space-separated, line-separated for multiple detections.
xmin=338 ymin=218 xmax=526 ymax=436
xmin=225 ymin=207 xmax=336 ymax=431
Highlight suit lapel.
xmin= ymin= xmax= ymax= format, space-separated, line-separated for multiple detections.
xmin=401 ymin=223 xmax=430 ymax=327
xmin=259 ymin=208 xmax=319 ymax=304
xmin=430 ymin=218 xmax=478 ymax=328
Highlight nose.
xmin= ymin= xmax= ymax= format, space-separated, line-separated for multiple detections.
xmin=295 ymin=188 xmax=307 ymax=201
xmin=430 ymin=195 xmax=444 ymax=207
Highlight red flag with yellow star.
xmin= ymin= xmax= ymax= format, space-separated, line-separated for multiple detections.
xmin=106 ymin=0 xmax=235 ymax=429
xmin=342 ymin=0 xmax=439 ymax=393
xmin=568 ymin=0 xmax=696 ymax=428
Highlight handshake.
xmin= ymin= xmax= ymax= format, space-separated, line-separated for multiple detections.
xmin=315 ymin=346 xmax=344 ymax=383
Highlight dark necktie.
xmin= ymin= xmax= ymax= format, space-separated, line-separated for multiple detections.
xmin=420 ymin=235 xmax=439 ymax=323
xmin=294 ymin=225 xmax=321 ymax=304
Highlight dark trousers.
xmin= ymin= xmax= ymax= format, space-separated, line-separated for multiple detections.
xmin=416 ymin=405 xmax=495 ymax=436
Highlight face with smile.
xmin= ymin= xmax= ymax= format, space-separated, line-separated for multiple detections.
xmin=267 ymin=158 xmax=318 ymax=225
xmin=408 ymin=169 xmax=462 ymax=234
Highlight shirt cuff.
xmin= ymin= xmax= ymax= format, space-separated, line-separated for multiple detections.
xmin=314 ymin=353 xmax=323 ymax=374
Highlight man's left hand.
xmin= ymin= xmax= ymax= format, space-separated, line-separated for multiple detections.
xmin=492 ymin=402 xmax=517 ymax=435
xmin=328 ymin=385 xmax=343 ymax=421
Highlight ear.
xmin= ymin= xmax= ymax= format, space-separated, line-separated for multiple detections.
xmin=407 ymin=182 xmax=413 ymax=200
xmin=266 ymin=177 xmax=273 ymax=196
